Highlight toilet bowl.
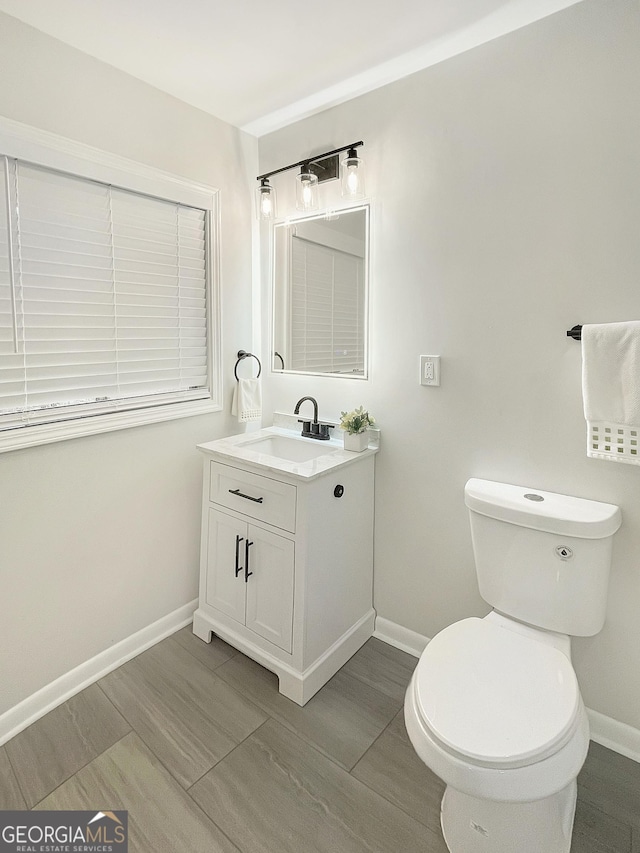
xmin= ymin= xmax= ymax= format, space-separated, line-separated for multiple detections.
xmin=404 ymin=613 xmax=590 ymax=852
xmin=405 ymin=613 xmax=589 ymax=803
xmin=405 ymin=478 xmax=621 ymax=853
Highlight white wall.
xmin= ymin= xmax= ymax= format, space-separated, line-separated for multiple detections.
xmin=258 ymin=0 xmax=640 ymax=732
xmin=0 ymin=13 xmax=257 ymax=716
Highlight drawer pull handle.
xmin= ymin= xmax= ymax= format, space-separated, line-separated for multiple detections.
xmin=245 ymin=539 xmax=253 ymax=582
xmin=234 ymin=534 xmax=244 ymax=577
xmin=229 ymin=488 xmax=263 ymax=504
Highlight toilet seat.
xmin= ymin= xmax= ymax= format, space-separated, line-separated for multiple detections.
xmin=413 ymin=617 xmax=580 ymax=769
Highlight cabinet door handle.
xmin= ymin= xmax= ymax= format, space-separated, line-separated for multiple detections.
xmin=234 ymin=534 xmax=244 ymax=577
xmin=244 ymin=539 xmax=253 ymax=583
xmin=229 ymin=488 xmax=263 ymax=504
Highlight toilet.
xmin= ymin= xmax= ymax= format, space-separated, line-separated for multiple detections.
xmin=404 ymin=478 xmax=621 ymax=853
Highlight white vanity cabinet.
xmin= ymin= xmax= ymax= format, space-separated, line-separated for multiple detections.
xmin=193 ymin=433 xmax=376 ymax=705
xmin=204 ymin=508 xmax=294 ymax=653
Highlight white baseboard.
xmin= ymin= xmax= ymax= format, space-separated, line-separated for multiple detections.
xmin=374 ymin=615 xmax=640 ymax=764
xmin=374 ymin=615 xmax=429 ymax=658
xmin=587 ymin=707 xmax=640 ymax=764
xmin=4 ymin=606 xmax=639 ymax=768
xmin=0 ymin=599 xmax=197 ymax=747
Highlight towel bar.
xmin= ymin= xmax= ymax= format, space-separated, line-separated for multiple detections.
xmin=234 ymin=350 xmax=262 ymax=381
xmin=567 ymin=325 xmax=582 ymax=341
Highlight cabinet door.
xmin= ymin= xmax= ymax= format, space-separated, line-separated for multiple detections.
xmin=205 ymin=508 xmax=246 ymax=625
xmin=245 ymin=525 xmax=294 ymax=653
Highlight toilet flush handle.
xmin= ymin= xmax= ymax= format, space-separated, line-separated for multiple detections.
xmin=555 ymin=546 xmax=574 ymax=561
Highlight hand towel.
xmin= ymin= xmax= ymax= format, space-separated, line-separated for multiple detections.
xmin=582 ymin=321 xmax=640 ymax=464
xmin=231 ymin=378 xmax=262 ymax=423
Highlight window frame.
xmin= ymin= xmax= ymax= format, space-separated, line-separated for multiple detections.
xmin=0 ymin=116 xmax=221 ymax=453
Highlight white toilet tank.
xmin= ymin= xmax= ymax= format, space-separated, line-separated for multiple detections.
xmin=465 ymin=479 xmax=621 ymax=636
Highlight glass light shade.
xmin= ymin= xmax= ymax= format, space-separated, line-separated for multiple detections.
xmin=341 ymin=152 xmax=365 ymax=199
xmin=255 ymin=181 xmax=276 ymax=221
xmin=295 ymin=168 xmax=319 ymax=211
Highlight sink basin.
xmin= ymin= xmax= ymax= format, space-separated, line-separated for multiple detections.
xmin=245 ymin=435 xmax=336 ymax=462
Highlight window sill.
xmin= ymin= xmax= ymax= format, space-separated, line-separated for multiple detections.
xmin=0 ymin=399 xmax=222 ymax=453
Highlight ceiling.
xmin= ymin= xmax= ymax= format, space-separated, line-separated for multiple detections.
xmin=0 ymin=0 xmax=582 ymax=136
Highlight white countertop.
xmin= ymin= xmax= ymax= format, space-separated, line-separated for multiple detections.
xmin=198 ymin=426 xmax=378 ymax=481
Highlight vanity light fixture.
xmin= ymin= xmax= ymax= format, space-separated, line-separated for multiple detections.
xmin=341 ymin=147 xmax=366 ymax=199
xmin=255 ymin=177 xmax=276 ymax=220
xmin=255 ymin=140 xmax=364 ymax=221
xmin=295 ymin=163 xmax=318 ymax=212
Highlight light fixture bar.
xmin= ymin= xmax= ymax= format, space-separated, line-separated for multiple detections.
xmin=256 ymin=141 xmax=363 ymax=182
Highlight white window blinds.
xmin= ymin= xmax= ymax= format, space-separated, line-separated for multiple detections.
xmin=290 ymin=236 xmax=364 ymax=374
xmin=0 ymin=157 xmax=209 ymax=431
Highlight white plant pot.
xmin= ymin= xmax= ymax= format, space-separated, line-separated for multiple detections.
xmin=343 ymin=430 xmax=369 ymax=452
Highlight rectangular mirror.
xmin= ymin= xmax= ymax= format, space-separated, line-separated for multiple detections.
xmin=272 ymin=204 xmax=369 ymax=377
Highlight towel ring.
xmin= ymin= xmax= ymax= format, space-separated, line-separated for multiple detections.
xmin=234 ymin=350 xmax=262 ymax=381
xmin=566 ymin=325 xmax=583 ymax=341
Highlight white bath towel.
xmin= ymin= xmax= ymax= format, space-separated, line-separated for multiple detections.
xmin=231 ymin=378 xmax=262 ymax=423
xmin=582 ymin=321 xmax=640 ymax=464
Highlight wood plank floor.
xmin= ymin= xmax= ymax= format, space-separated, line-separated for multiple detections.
xmin=1 ymin=628 xmax=639 ymax=852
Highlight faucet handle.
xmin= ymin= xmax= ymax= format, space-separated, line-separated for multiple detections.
xmin=318 ymin=423 xmax=334 ymax=439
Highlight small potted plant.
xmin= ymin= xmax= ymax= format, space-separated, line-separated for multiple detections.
xmin=339 ymin=406 xmax=375 ymax=452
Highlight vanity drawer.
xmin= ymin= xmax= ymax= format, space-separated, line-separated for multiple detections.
xmin=209 ymin=461 xmax=297 ymax=533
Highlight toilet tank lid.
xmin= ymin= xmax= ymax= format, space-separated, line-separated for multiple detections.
xmin=464 ymin=478 xmax=621 ymax=539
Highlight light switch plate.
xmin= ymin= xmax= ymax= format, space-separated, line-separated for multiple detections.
xmin=420 ymin=355 xmax=441 ymax=386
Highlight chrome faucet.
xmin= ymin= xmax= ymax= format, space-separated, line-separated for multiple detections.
xmin=293 ymin=396 xmax=334 ymax=441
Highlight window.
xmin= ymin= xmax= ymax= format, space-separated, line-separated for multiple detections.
xmin=0 ymin=119 xmax=219 ymax=452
